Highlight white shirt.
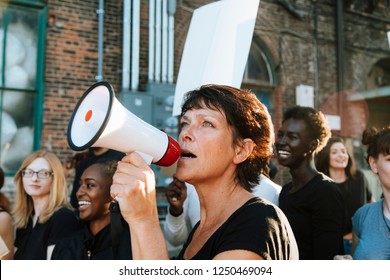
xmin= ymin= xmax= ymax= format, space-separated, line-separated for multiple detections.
xmin=0 ymin=235 xmax=9 ymax=258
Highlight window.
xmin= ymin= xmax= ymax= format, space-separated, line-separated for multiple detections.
xmin=242 ymin=40 xmax=275 ymax=112
xmin=0 ymin=1 xmax=46 ymax=173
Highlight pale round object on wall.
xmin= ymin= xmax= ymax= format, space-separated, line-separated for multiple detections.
xmin=0 ymin=111 xmax=17 ymax=148
xmin=1 ymin=126 xmax=34 ymax=171
xmin=0 ymin=29 xmax=26 ymax=72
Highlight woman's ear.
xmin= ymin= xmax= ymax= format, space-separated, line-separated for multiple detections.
xmin=233 ymin=139 xmax=254 ymax=164
xmin=309 ymin=139 xmax=320 ymax=154
xmin=368 ymin=156 xmax=378 ymax=174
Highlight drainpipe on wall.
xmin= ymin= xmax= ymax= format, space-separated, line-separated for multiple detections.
xmin=312 ymin=0 xmax=319 ymax=107
xmin=167 ymin=0 xmax=176 ymax=83
xmin=131 ymin=0 xmax=141 ymax=90
xmin=336 ymin=0 xmax=345 ymax=117
xmin=96 ymin=0 xmax=104 ymax=82
xmin=122 ymin=0 xmax=131 ymax=90
xmin=148 ymin=0 xmax=155 ymax=81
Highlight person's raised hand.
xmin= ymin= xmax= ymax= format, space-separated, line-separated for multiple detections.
xmin=165 ymin=176 xmax=187 ymax=216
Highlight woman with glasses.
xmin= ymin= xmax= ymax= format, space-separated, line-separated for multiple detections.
xmin=12 ymin=150 xmax=81 ymax=260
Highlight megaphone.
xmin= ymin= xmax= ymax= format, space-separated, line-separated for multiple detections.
xmin=67 ymin=81 xmax=181 ymax=166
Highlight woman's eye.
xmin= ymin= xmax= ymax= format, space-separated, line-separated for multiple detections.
xmin=86 ymin=183 xmax=95 ymax=189
xmin=203 ymin=121 xmax=213 ymax=127
xmin=180 ymin=122 xmax=188 ymax=128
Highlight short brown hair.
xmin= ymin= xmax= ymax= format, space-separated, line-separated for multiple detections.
xmin=181 ymin=84 xmax=274 ymax=191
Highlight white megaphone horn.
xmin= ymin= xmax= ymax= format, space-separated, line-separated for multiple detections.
xmin=67 ymin=81 xmax=181 ymax=166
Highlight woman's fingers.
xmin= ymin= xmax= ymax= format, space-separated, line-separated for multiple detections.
xmin=110 ymin=151 xmax=157 ymax=223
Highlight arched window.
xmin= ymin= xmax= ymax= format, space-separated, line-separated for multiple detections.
xmin=242 ymin=40 xmax=275 ymax=112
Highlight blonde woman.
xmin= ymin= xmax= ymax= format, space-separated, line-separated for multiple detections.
xmin=12 ymin=150 xmax=81 ymax=259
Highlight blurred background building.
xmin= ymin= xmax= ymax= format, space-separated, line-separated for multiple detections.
xmin=1 ymin=0 xmax=389 ymax=209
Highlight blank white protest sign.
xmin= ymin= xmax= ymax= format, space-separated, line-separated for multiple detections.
xmin=172 ymin=0 xmax=260 ymax=116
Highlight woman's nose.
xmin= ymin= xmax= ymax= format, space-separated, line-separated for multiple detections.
xmin=277 ymin=135 xmax=286 ymax=145
xmin=76 ymin=183 xmax=86 ymax=197
xmin=180 ymin=128 xmax=193 ymax=142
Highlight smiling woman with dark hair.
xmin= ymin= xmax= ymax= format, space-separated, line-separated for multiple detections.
xmin=52 ymin=160 xmax=132 ymax=260
xmin=275 ymin=106 xmax=344 ymax=260
xmin=315 ymin=137 xmax=373 ymax=255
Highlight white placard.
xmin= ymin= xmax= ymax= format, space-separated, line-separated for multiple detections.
xmin=325 ymin=114 xmax=341 ymax=131
xmin=296 ymin=84 xmax=314 ymax=108
xmin=172 ymin=0 xmax=260 ymax=116
xmin=387 ymin=31 xmax=390 ymax=47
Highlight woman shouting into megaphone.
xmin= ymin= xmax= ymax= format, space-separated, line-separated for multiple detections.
xmin=111 ymin=84 xmax=299 ymax=260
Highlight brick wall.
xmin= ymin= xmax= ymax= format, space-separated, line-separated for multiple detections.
xmin=44 ymin=0 xmax=122 ymax=160
xmin=9 ymin=0 xmax=388 ymax=190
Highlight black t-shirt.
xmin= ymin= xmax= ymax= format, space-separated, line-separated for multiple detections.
xmin=176 ymin=197 xmax=299 ymax=260
xmin=14 ymin=207 xmax=81 ymax=260
xmin=279 ymin=173 xmax=344 ymax=260
xmin=336 ymin=170 xmax=372 ymax=235
xmin=51 ymin=221 xmax=132 ymax=260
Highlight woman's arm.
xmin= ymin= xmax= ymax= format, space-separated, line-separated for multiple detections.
xmin=164 ymin=206 xmax=190 ymax=246
xmin=351 ymin=230 xmax=359 ymax=255
xmin=111 ymin=152 xmax=169 ymax=259
xmin=214 ymin=250 xmax=264 ymax=260
xmin=0 ymin=212 xmax=14 ymax=260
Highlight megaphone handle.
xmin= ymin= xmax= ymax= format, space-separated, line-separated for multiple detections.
xmin=134 ymin=151 xmax=153 ymax=165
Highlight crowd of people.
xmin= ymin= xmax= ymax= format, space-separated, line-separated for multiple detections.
xmin=0 ymin=83 xmax=389 ymax=260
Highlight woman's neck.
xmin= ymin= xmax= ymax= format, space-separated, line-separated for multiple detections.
xmin=382 ymin=189 xmax=390 ymax=217
xmin=329 ymin=168 xmax=347 ymax=183
xmin=89 ymin=214 xmax=111 ymax=236
xmin=290 ymin=160 xmax=318 ymax=192
xmin=382 ymin=196 xmax=390 ymax=220
xmin=32 ymin=196 xmax=48 ymax=226
xmin=32 ymin=196 xmax=48 ymax=217
xmin=196 ymin=179 xmax=251 ymax=226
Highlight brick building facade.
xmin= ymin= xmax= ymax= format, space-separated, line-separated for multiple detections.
xmin=1 ymin=0 xmax=389 ymax=200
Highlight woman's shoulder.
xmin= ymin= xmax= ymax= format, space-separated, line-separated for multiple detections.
xmin=314 ymin=173 xmax=341 ymax=193
xmin=238 ymin=197 xmax=281 ymax=219
xmin=51 ymin=229 xmax=85 ymax=260
xmin=355 ymin=200 xmax=381 ymax=216
xmin=46 ymin=207 xmax=82 ymax=240
xmin=50 ymin=206 xmax=79 ymax=222
xmin=348 ymin=169 xmax=366 ymax=182
xmin=353 ymin=200 xmax=381 ymax=228
xmin=0 ymin=210 xmax=12 ymax=226
xmin=54 ymin=206 xmax=77 ymax=214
